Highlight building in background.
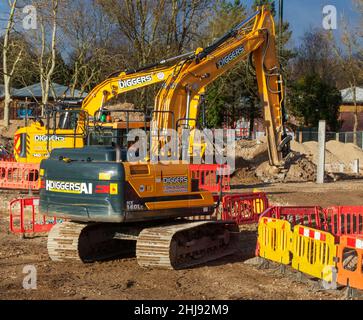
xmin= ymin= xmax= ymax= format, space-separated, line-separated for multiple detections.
xmin=339 ymin=87 xmax=363 ymax=132
xmin=0 ymin=83 xmax=87 ymax=120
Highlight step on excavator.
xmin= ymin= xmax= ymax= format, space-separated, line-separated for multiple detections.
xmin=40 ymin=6 xmax=291 ymax=269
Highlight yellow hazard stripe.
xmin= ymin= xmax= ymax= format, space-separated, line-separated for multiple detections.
xmin=48 ymin=188 xmax=82 ymax=194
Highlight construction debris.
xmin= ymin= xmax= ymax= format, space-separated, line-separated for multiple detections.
xmin=232 ymin=138 xmax=363 ymax=184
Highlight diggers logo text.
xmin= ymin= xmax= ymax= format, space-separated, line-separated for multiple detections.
xmin=119 ymin=75 xmax=153 ymax=89
xmin=35 ymin=135 xmax=65 ymax=142
xmin=46 ymin=180 xmax=93 ymax=195
xmin=216 ymin=46 xmax=244 ymax=69
xmin=162 ymin=176 xmax=188 ymax=194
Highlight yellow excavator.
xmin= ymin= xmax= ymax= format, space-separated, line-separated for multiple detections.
xmin=40 ymin=6 xmax=291 ymax=269
xmin=13 ymin=52 xmax=193 ymax=163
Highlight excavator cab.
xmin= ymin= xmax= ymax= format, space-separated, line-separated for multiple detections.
xmin=45 ymin=100 xmax=84 ymax=131
xmin=14 ymin=101 xmax=86 ymax=163
xmin=87 ymin=108 xmax=150 ymax=149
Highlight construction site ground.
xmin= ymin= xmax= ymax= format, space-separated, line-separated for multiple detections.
xmin=1 ymin=180 xmax=363 ymax=300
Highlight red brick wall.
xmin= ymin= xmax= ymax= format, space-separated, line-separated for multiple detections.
xmin=339 ymin=112 xmax=363 ymax=132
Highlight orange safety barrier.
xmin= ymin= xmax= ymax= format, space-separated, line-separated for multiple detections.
xmin=222 ymin=192 xmax=269 ymax=224
xmin=189 ymin=164 xmax=230 ymax=193
xmin=0 ymin=161 xmax=40 ymax=190
xmin=336 ymin=235 xmax=363 ymax=290
xmin=324 ymin=206 xmax=363 ymax=237
xmin=9 ymin=197 xmax=60 ymax=234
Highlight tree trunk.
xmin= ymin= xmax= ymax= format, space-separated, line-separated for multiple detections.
xmin=353 ymin=86 xmax=358 ymax=145
xmin=39 ymin=0 xmax=59 ymax=114
xmin=3 ymin=79 xmax=11 ymax=126
xmin=2 ymin=0 xmax=18 ymax=127
xmin=3 ymin=71 xmax=11 ymax=127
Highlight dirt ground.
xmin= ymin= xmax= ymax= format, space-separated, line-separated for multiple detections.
xmin=1 ymin=180 xmax=363 ymax=300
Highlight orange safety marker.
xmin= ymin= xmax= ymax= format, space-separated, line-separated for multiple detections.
xmin=337 ymin=235 xmax=363 ymax=290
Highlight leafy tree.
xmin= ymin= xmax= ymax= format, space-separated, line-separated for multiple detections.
xmin=203 ymin=0 xmax=248 ymax=128
xmin=51 ymin=51 xmax=71 ymax=86
xmin=205 ymin=85 xmax=226 ymax=128
xmin=289 ymin=73 xmax=342 ymax=131
xmin=253 ymin=0 xmax=276 ymax=15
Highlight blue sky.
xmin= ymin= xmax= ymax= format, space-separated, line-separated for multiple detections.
xmin=281 ymin=0 xmax=360 ymax=47
xmin=245 ymin=0 xmax=361 ymax=47
xmin=0 ymin=0 xmax=360 ymax=47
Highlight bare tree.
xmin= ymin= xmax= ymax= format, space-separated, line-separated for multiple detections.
xmin=39 ymin=0 xmax=59 ymax=107
xmin=2 ymin=0 xmax=23 ymax=127
xmin=291 ymin=29 xmax=339 ymax=85
xmin=23 ymin=0 xmax=60 ymax=112
xmin=329 ymin=20 xmax=362 ymax=144
xmin=97 ymin=0 xmax=211 ymax=66
xmin=96 ymin=0 xmax=212 ymax=107
xmin=354 ymin=0 xmax=363 ymax=81
xmin=58 ymin=0 xmax=120 ymax=97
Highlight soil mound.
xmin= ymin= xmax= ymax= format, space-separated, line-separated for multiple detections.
xmin=232 ymin=137 xmax=363 ymax=184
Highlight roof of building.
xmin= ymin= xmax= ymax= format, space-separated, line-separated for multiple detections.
xmin=341 ymin=87 xmax=363 ymax=104
xmin=12 ymin=83 xmax=87 ymax=99
xmin=0 ymin=85 xmax=17 ymax=99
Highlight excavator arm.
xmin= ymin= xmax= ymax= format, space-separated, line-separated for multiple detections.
xmin=152 ymin=6 xmax=291 ymax=166
xmin=76 ymin=52 xmax=194 ymax=133
xmin=81 ymin=58 xmax=188 ymax=118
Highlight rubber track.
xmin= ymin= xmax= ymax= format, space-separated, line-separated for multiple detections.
xmin=136 ymin=221 xmax=239 ymax=269
xmin=47 ymin=222 xmax=87 ymax=262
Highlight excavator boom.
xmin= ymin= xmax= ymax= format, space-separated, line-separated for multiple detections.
xmin=152 ymin=7 xmax=290 ymax=166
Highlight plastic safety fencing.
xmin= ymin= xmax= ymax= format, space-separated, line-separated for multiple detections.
xmin=0 ymin=154 xmax=15 ymax=162
xmin=260 ymin=206 xmax=328 ymax=230
xmin=336 ymin=235 xmax=363 ymax=290
xmin=187 ymin=192 xmax=268 ymax=224
xmin=235 ymin=128 xmax=249 ymax=139
xmin=324 ymin=206 xmax=363 ymax=237
xmin=261 ymin=206 xmax=363 ymax=238
xmin=9 ymin=197 xmax=61 ymax=234
xmin=0 ymin=161 xmax=40 ymax=190
xmin=256 ymin=207 xmax=363 ymax=291
xmin=291 ymin=225 xmax=337 ymax=284
xmin=257 ymin=217 xmax=292 ymax=265
xmin=222 ymin=192 xmax=269 ymax=224
xmin=189 ymin=164 xmax=230 ymax=193
xmin=257 ymin=218 xmax=338 ymax=284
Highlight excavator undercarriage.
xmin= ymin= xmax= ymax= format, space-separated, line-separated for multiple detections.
xmin=47 ymin=220 xmax=239 ymax=269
